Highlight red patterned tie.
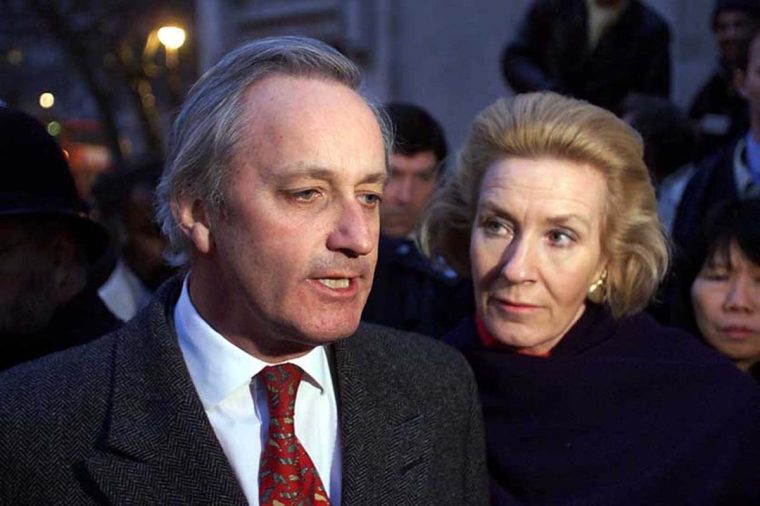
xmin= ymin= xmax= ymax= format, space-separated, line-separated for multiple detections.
xmin=258 ymin=364 xmax=331 ymax=505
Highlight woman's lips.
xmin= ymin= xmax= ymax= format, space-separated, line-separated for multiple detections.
xmin=719 ymin=325 xmax=757 ymax=340
xmin=491 ymin=297 xmax=540 ymax=313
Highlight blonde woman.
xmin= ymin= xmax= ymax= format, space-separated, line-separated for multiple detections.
xmin=421 ymin=92 xmax=760 ymax=504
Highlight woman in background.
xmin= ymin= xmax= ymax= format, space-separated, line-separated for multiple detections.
xmin=421 ymin=92 xmax=760 ymax=504
xmin=679 ymin=198 xmax=760 ymax=381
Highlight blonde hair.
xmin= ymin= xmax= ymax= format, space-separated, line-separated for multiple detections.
xmin=420 ymin=92 xmax=669 ymax=318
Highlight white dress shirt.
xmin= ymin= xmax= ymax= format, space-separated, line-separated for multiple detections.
xmin=175 ymin=276 xmax=342 ymax=505
xmin=98 ymin=260 xmax=152 ymax=322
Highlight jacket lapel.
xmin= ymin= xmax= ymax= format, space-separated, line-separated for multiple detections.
xmin=333 ymin=325 xmax=430 ymax=504
xmin=80 ymin=281 xmax=247 ymax=504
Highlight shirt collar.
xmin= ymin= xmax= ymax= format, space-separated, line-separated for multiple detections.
xmin=174 ymin=274 xmax=330 ymax=409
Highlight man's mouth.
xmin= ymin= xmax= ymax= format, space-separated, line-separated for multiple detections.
xmin=317 ymin=278 xmax=351 ymax=289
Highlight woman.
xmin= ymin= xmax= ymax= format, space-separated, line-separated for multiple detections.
xmin=680 ymin=198 xmax=760 ymax=382
xmin=420 ymin=92 xmax=760 ymax=504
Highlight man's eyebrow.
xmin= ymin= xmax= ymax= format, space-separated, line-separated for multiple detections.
xmin=269 ymin=164 xmax=388 ymax=186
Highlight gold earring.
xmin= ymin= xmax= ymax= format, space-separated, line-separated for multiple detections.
xmin=587 ymin=269 xmax=608 ymax=304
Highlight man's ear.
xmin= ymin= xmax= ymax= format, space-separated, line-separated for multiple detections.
xmin=172 ymin=197 xmax=213 ymax=254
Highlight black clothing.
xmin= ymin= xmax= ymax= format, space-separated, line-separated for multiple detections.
xmin=0 ymin=277 xmax=487 ymax=504
xmin=689 ymin=67 xmax=748 ymax=160
xmin=0 ymin=285 xmax=120 ymax=371
xmin=446 ymin=304 xmax=760 ymax=504
xmin=362 ymin=236 xmax=474 ymax=338
xmin=502 ymin=0 xmax=670 ymax=113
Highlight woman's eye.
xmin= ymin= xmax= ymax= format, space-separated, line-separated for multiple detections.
xmin=482 ymin=217 xmax=510 ymax=236
xmin=548 ymin=229 xmax=574 ymax=247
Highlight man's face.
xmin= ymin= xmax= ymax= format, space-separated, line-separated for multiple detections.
xmin=122 ymin=184 xmax=173 ymax=289
xmin=0 ymin=218 xmax=62 ymax=335
xmin=380 ymin=150 xmax=439 ymax=238
xmin=715 ymin=10 xmax=757 ymax=65
xmin=184 ymin=75 xmax=387 ymax=360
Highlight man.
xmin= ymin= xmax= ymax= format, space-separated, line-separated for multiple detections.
xmin=689 ymin=0 xmax=760 ymax=159
xmin=363 ymin=103 xmax=474 ymax=337
xmin=501 ymin=0 xmax=671 ymax=113
xmin=0 ymin=107 xmax=119 ymax=371
xmin=0 ymin=37 xmax=487 ymax=504
xmin=94 ymin=160 xmax=175 ymax=321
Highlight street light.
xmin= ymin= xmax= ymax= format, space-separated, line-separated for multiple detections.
xmin=157 ymin=26 xmax=186 ymax=50
xmin=39 ymin=92 xmax=55 ymax=109
xmin=157 ymin=25 xmax=185 ymax=69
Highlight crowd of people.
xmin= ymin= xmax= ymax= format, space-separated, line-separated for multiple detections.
xmin=1 ymin=0 xmax=760 ymax=504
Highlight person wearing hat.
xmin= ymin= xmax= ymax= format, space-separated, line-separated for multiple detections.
xmin=0 ymin=107 xmax=119 ymax=370
xmin=689 ymin=0 xmax=760 ymax=160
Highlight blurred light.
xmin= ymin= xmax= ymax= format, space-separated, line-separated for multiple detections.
xmin=62 ymin=149 xmax=70 ymax=160
xmin=7 ymin=49 xmax=23 ymax=65
xmin=39 ymin=92 xmax=55 ymax=109
xmin=141 ymin=93 xmax=156 ymax=108
xmin=157 ymin=26 xmax=186 ymax=50
xmin=47 ymin=121 xmax=62 ymax=136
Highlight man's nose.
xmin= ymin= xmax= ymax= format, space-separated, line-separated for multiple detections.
xmin=326 ymin=200 xmax=376 ymax=258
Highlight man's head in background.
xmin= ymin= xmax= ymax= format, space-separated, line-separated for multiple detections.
xmin=0 ymin=107 xmax=108 ymax=336
xmin=380 ymin=103 xmax=447 ymax=239
xmin=92 ymin=160 xmax=173 ymax=290
xmin=712 ymin=0 xmax=760 ymax=69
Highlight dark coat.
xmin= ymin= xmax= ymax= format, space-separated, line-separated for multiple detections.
xmin=502 ymin=0 xmax=670 ymax=112
xmin=672 ymin=139 xmax=742 ymax=255
xmin=688 ymin=67 xmax=749 ymax=160
xmin=0 ymin=278 xmax=488 ymax=505
xmin=0 ymin=284 xmax=120 ymax=371
xmin=362 ymin=236 xmax=475 ymax=338
xmin=446 ymin=304 xmax=760 ymax=505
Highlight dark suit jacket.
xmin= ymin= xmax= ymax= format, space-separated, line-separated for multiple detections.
xmin=0 ymin=278 xmax=487 ymax=505
xmin=502 ymin=0 xmax=670 ymax=112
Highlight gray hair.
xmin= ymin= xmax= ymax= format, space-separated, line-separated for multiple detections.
xmin=156 ymin=36 xmax=391 ymax=265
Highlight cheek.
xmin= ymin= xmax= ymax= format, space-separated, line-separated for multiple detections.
xmin=691 ymin=280 xmax=719 ymax=321
xmin=469 ymin=233 xmax=500 ymax=289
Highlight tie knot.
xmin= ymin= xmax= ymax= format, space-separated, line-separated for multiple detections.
xmin=260 ymin=363 xmax=303 ymax=419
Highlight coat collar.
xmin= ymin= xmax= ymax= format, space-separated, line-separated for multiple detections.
xmin=332 ymin=326 xmax=429 ymax=504
xmin=81 ymin=277 xmax=428 ymax=504
xmin=81 ymin=277 xmax=247 ymax=504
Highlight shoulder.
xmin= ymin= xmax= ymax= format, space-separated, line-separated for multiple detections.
xmin=634 ymin=0 xmax=670 ymax=34
xmin=0 ymin=329 xmax=121 ymax=425
xmin=350 ymin=322 xmax=471 ymax=371
xmin=344 ymin=323 xmax=477 ymax=397
xmin=612 ymin=313 xmax=760 ymax=395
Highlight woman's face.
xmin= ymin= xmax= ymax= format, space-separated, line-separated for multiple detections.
xmin=691 ymin=240 xmax=760 ymax=371
xmin=470 ymin=157 xmax=607 ymax=355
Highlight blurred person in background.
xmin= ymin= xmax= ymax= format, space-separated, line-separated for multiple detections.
xmin=673 ymin=27 xmax=760 ymax=260
xmin=621 ymin=94 xmax=698 ymax=232
xmin=689 ymin=0 xmax=760 ymax=160
xmin=421 ymin=92 xmax=760 ymax=504
xmin=92 ymin=160 xmax=175 ymax=321
xmin=362 ymin=102 xmax=474 ymax=337
xmin=0 ymin=107 xmax=119 ymax=371
xmin=673 ymin=198 xmax=760 ymax=382
xmin=501 ymin=0 xmax=670 ymax=114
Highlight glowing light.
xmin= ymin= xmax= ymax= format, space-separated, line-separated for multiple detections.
xmin=157 ymin=26 xmax=186 ymax=50
xmin=39 ymin=92 xmax=55 ymax=109
xmin=46 ymin=121 xmax=62 ymax=136
xmin=7 ymin=49 xmax=23 ymax=65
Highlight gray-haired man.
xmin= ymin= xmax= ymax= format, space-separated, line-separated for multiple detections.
xmin=0 ymin=37 xmax=487 ymax=504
